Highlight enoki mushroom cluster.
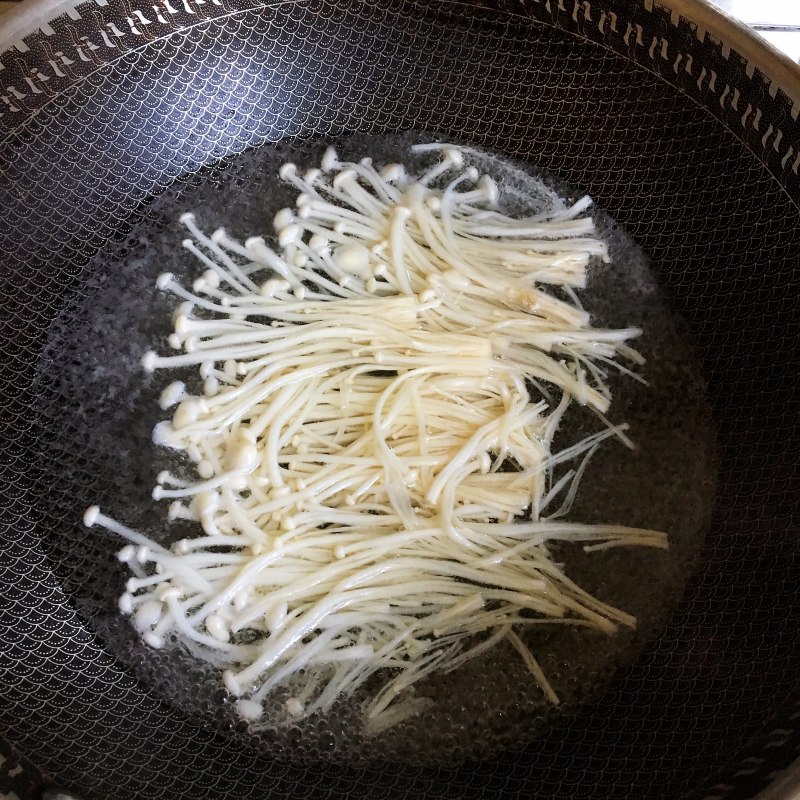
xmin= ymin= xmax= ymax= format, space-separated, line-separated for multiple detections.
xmin=84 ymin=143 xmax=666 ymax=734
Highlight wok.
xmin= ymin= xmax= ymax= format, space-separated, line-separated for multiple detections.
xmin=1 ymin=0 xmax=799 ymax=797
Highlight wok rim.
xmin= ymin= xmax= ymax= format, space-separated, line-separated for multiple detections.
xmin=1 ymin=0 xmax=799 ymax=108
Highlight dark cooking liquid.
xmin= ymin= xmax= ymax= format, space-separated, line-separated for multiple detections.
xmin=32 ymin=132 xmax=716 ymax=764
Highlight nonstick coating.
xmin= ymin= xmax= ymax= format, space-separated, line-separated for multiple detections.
xmin=1 ymin=1 xmax=799 ymax=799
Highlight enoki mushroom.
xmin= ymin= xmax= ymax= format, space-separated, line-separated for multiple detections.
xmin=84 ymin=144 xmax=666 ymax=734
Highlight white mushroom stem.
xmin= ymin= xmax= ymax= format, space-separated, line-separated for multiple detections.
xmin=88 ymin=144 xmax=665 ymax=733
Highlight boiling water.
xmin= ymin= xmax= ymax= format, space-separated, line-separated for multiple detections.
xmin=31 ymin=132 xmax=716 ymax=764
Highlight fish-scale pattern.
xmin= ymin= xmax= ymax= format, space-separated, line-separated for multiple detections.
xmin=1 ymin=0 xmax=800 ymax=799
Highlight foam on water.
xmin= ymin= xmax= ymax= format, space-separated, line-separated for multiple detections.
xmin=31 ymin=132 xmax=717 ymax=764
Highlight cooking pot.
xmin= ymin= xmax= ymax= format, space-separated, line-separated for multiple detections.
xmin=1 ymin=0 xmax=799 ymax=797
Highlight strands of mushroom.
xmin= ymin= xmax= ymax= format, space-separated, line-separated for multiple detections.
xmin=85 ymin=144 xmax=666 ymax=733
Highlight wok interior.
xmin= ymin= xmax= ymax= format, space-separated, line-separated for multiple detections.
xmin=32 ymin=132 xmax=716 ymax=763
xmin=3 ymin=2 xmax=799 ymax=797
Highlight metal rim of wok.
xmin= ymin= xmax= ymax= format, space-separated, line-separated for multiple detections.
xmin=1 ymin=0 xmax=799 ymax=798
